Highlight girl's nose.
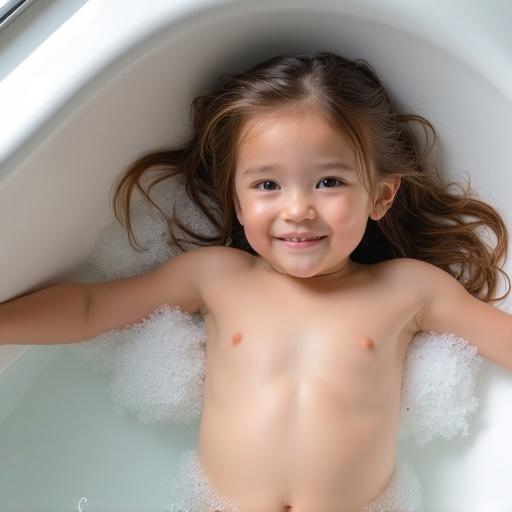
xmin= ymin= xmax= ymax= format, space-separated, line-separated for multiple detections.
xmin=281 ymin=194 xmax=316 ymax=221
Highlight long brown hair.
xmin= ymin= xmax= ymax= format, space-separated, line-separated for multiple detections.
xmin=112 ymin=51 xmax=510 ymax=303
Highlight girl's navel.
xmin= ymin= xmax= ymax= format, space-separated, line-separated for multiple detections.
xmin=231 ymin=332 xmax=243 ymax=346
xmin=360 ymin=335 xmax=375 ymax=351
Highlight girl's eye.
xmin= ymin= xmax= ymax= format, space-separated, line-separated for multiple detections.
xmin=318 ymin=177 xmax=344 ymax=188
xmin=254 ymin=177 xmax=344 ymax=191
xmin=254 ymin=180 xmax=278 ymax=191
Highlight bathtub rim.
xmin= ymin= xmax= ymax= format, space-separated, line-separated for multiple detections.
xmin=1 ymin=0 xmax=512 ymax=181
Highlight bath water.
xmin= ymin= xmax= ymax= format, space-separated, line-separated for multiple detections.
xmin=0 ymin=345 xmax=197 ymax=512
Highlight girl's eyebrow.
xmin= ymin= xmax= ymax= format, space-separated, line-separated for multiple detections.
xmin=242 ymin=161 xmax=354 ymax=177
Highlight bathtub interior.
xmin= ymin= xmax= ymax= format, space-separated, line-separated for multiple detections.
xmin=1 ymin=3 xmax=512 ymax=510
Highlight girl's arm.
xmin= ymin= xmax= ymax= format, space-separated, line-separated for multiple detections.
xmin=404 ymin=258 xmax=512 ymax=371
xmin=0 ymin=245 xmax=216 ymax=346
xmin=85 ymin=246 xmax=210 ymax=339
xmin=0 ymin=284 xmax=89 ymax=345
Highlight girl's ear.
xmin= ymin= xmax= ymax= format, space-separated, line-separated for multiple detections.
xmin=369 ymin=174 xmax=401 ymax=221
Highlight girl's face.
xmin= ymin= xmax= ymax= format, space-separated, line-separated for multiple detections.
xmin=233 ymin=106 xmax=399 ymax=280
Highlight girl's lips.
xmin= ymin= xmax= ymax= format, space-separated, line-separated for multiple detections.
xmin=277 ymin=236 xmax=327 ymax=248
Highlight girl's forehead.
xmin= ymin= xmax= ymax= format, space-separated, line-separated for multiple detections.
xmin=240 ymin=105 xmax=333 ymax=135
xmin=236 ymin=107 xmax=356 ymax=163
xmin=239 ymin=107 xmax=351 ymax=148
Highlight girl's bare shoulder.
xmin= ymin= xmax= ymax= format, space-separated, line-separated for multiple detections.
xmin=194 ymin=246 xmax=253 ymax=316
xmin=372 ymin=257 xmax=427 ymax=280
xmin=196 ymin=245 xmax=253 ymax=277
xmin=370 ymin=257 xmax=428 ymax=334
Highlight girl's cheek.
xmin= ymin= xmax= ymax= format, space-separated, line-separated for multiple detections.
xmin=327 ymin=198 xmax=354 ymax=222
xmin=328 ymin=201 xmax=367 ymax=239
xmin=253 ymin=202 xmax=272 ymax=216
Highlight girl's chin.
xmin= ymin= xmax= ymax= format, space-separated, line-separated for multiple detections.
xmin=268 ymin=263 xmax=319 ymax=278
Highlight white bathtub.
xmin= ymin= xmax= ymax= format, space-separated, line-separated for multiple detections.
xmin=1 ymin=0 xmax=512 ymax=509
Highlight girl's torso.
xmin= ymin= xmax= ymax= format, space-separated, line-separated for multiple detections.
xmin=197 ymin=247 xmax=422 ymax=511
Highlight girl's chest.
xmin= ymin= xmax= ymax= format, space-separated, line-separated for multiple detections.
xmin=201 ymin=272 xmax=418 ymax=410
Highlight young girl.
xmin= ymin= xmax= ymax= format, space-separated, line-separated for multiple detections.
xmin=2 ymin=51 xmax=512 ymax=511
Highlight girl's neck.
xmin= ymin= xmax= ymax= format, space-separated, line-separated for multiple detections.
xmin=256 ymin=257 xmax=359 ymax=283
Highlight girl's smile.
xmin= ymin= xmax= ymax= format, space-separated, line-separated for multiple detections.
xmin=276 ymin=236 xmax=327 ymax=249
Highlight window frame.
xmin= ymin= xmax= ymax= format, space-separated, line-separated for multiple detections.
xmin=0 ymin=0 xmax=36 ymax=33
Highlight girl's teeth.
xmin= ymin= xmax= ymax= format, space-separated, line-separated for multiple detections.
xmin=286 ymin=237 xmax=321 ymax=242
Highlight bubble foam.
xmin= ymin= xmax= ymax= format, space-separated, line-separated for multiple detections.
xmin=168 ymin=449 xmax=242 ymax=512
xmin=69 ymin=304 xmax=206 ymax=424
xmin=399 ymin=330 xmax=483 ymax=446
xmin=89 ymin=173 xmax=221 ymax=280
xmin=362 ymin=458 xmax=424 ymax=512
